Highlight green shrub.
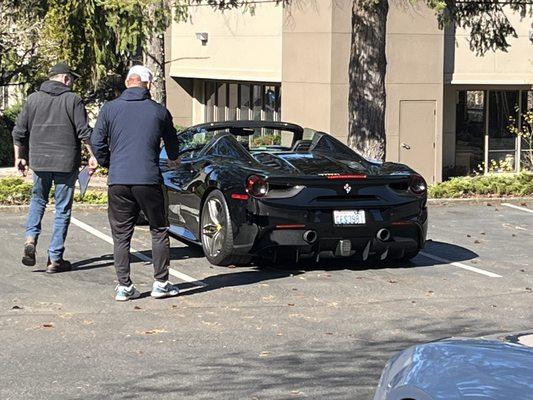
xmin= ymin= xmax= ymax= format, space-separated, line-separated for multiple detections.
xmin=0 ymin=177 xmax=108 ymax=205
xmin=74 ymin=190 xmax=108 ymax=204
xmin=429 ymin=172 xmax=533 ymax=198
xmin=0 ymin=103 xmax=22 ymax=167
xmin=0 ymin=177 xmax=33 ymax=205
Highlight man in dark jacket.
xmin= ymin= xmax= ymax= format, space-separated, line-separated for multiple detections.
xmin=91 ymin=65 xmax=180 ymax=301
xmin=12 ymin=62 xmax=97 ymax=273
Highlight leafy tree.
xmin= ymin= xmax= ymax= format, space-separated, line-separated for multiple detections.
xmin=42 ymin=0 xmax=172 ymax=102
xmin=1 ymin=0 xmax=173 ymax=103
xmin=0 ymin=0 xmax=49 ymax=87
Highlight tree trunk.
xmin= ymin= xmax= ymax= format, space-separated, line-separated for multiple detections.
xmin=348 ymin=0 xmax=388 ymax=161
xmin=144 ymin=1 xmax=166 ymax=105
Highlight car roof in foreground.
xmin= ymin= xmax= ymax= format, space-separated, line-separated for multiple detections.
xmin=185 ymin=120 xmax=305 ymax=134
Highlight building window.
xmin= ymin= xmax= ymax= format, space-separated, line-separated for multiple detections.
xmin=455 ymin=91 xmax=485 ymax=175
xmin=454 ymin=89 xmax=533 ymax=175
xmin=203 ymin=80 xmax=280 ymax=123
xmin=487 ymin=91 xmax=519 ymax=171
xmin=519 ymin=91 xmax=533 ymax=171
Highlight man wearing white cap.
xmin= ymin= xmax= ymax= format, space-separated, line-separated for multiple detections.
xmin=91 ymin=65 xmax=181 ymax=301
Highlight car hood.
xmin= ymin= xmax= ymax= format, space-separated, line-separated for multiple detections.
xmin=374 ymin=333 xmax=533 ymax=400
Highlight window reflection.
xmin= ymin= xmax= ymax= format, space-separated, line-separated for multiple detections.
xmin=455 ymin=91 xmax=485 ymax=175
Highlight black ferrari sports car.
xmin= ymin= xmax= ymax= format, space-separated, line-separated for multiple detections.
xmin=160 ymin=120 xmax=427 ymax=266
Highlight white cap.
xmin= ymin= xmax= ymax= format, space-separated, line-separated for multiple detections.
xmin=126 ymin=65 xmax=153 ymax=82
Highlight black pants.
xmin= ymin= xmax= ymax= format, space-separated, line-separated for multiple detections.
xmin=108 ymin=185 xmax=170 ymax=286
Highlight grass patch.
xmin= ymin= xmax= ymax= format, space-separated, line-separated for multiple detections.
xmin=0 ymin=177 xmax=107 ymax=205
xmin=429 ymin=172 xmax=533 ymax=198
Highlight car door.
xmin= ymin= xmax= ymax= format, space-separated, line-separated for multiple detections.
xmin=162 ymin=129 xmax=216 ymax=240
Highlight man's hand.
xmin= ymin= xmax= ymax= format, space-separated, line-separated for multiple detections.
xmin=167 ymin=158 xmax=181 ymax=168
xmin=88 ymin=156 xmax=98 ymax=176
xmin=15 ymin=158 xmax=28 ymax=177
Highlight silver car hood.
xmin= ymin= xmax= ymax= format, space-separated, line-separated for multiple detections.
xmin=374 ymin=332 xmax=533 ymax=400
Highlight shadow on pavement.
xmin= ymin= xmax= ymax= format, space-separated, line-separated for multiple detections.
xmin=82 ymin=314 xmax=499 ymax=400
xmin=179 ymin=268 xmax=303 ymax=297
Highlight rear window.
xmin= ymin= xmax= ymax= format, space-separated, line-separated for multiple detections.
xmin=238 ymin=128 xmax=296 ymax=151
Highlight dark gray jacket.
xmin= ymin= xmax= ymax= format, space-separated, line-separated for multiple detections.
xmin=12 ymin=80 xmax=91 ymax=172
xmin=91 ymin=87 xmax=179 ymax=185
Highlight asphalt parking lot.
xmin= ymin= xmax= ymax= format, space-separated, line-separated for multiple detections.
xmin=0 ymin=201 xmax=532 ymax=400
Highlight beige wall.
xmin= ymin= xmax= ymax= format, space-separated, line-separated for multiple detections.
xmin=281 ymin=0 xmax=351 ymax=141
xmin=168 ymin=4 xmax=282 ymax=82
xmin=385 ymin=2 xmax=444 ymax=182
xmin=445 ymin=8 xmax=533 ymax=85
xmin=165 ymin=29 xmax=193 ymax=128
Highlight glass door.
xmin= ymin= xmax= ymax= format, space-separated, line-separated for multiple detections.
xmin=486 ymin=90 xmax=519 ymax=172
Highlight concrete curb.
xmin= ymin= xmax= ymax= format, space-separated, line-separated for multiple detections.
xmin=0 ymin=204 xmax=108 ymax=212
xmin=428 ymin=196 xmax=533 ymax=205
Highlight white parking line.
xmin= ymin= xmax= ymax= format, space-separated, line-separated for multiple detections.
xmin=502 ymin=203 xmax=533 ymax=214
xmin=419 ymin=251 xmax=502 ymax=278
xmin=70 ymin=216 xmax=207 ymax=287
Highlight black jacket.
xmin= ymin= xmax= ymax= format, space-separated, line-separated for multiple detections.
xmin=90 ymin=87 xmax=179 ymax=185
xmin=12 ymin=80 xmax=91 ymax=172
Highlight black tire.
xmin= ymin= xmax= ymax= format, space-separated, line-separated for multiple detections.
xmin=200 ymin=190 xmax=251 ymax=266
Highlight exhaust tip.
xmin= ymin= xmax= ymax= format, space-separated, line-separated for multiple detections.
xmin=303 ymin=230 xmax=317 ymax=244
xmin=376 ymin=228 xmax=391 ymax=242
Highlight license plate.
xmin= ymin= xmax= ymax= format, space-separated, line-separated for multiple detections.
xmin=333 ymin=210 xmax=366 ymax=225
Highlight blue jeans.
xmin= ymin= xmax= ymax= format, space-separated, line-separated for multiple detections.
xmin=26 ymin=171 xmax=78 ymax=262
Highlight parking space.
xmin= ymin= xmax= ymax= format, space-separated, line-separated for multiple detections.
xmin=0 ymin=201 xmax=532 ymax=399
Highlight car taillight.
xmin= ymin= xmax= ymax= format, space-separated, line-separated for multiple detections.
xmin=409 ymin=174 xmax=427 ymax=195
xmin=246 ymin=175 xmax=269 ymax=197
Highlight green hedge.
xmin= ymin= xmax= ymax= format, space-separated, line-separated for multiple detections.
xmin=0 ymin=177 xmax=107 ymax=205
xmin=0 ymin=177 xmax=33 ymax=205
xmin=0 ymin=103 xmax=22 ymax=167
xmin=429 ymin=172 xmax=533 ymax=198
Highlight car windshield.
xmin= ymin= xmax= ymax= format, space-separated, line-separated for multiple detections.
xmin=177 ymin=127 xmax=297 ymax=159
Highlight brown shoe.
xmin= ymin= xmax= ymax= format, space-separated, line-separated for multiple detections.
xmin=46 ymin=259 xmax=72 ymax=274
xmin=22 ymin=239 xmax=36 ymax=267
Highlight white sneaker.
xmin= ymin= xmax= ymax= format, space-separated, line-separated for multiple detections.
xmin=151 ymin=281 xmax=179 ymax=299
xmin=115 ymin=284 xmax=141 ymax=301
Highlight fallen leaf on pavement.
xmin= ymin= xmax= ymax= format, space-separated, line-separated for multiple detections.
xmin=41 ymin=323 xmax=54 ymax=328
xmin=474 ymin=240 xmax=481 ymax=244
xmin=466 ymin=234 xmax=471 ymax=238
xmin=11 ymin=305 xmax=22 ymax=310
xmin=388 ymin=280 xmax=398 ymax=284
xmin=287 ymin=303 xmax=295 ymax=307
xmin=134 ymin=306 xmax=142 ymax=310
xmin=141 ymin=329 xmax=168 ymax=335
xmin=520 ymin=203 xmax=527 ymax=207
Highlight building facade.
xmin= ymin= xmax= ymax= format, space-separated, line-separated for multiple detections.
xmin=165 ymin=1 xmax=533 ymax=183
